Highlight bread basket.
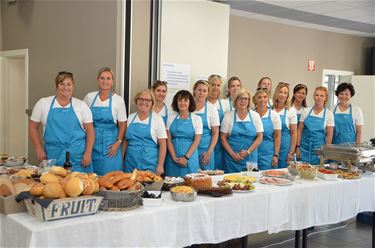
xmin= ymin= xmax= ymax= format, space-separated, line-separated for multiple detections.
xmin=98 ymin=184 xmax=144 ymax=211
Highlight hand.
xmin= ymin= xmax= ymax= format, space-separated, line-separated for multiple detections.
xmin=35 ymin=148 xmax=46 ymax=161
xmin=231 ymin=152 xmax=243 ymax=161
xmin=272 ymin=155 xmax=278 ymax=167
xmin=81 ymin=151 xmax=92 ymax=167
xmin=238 ymin=150 xmax=249 ymax=158
xmin=287 ymin=153 xmax=293 ymax=163
xmin=176 ymin=157 xmax=188 ymax=166
xmin=200 ymin=152 xmax=211 ymax=167
xmin=295 ymin=147 xmax=301 ymax=159
xmin=107 ymin=142 xmax=120 ymax=158
xmin=156 ymin=165 xmax=164 ymax=176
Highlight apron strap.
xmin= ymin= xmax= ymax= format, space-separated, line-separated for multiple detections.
xmin=91 ymin=92 xmax=99 ymax=108
xmin=218 ymin=99 xmax=223 ymax=112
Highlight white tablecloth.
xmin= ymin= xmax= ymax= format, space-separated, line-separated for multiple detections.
xmin=1 ymin=173 xmax=374 ymax=247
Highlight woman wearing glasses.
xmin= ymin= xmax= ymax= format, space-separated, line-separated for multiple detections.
xmin=123 ymin=90 xmax=167 ymax=175
xmin=296 ymin=86 xmax=334 ymax=165
xmin=164 ymin=90 xmax=202 ymax=177
xmin=207 ymin=74 xmax=229 ymax=170
xmin=254 ymin=88 xmax=281 ymax=170
xmin=29 ymin=71 xmax=95 ymax=172
xmin=83 ymin=67 xmax=127 ymax=175
xmin=291 ymin=84 xmax=308 ymax=124
xmin=152 ymin=80 xmax=169 ymax=125
xmin=272 ymin=83 xmax=297 ymax=168
xmin=221 ymin=89 xmax=263 ymax=172
xmin=193 ymin=80 xmax=220 ymax=170
xmin=332 ymin=82 xmax=363 ymax=144
xmin=222 ymin=76 xmax=242 ymax=111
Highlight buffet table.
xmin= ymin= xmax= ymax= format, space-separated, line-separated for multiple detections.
xmin=1 ymin=173 xmax=375 ymax=247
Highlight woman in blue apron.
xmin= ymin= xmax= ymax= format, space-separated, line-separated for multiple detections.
xmin=29 ymin=71 xmax=94 ymax=172
xmin=220 ymin=89 xmax=263 ymax=173
xmin=257 ymin=77 xmax=273 ymax=108
xmin=207 ymin=75 xmax=229 ymax=170
xmin=222 ymin=76 xmax=242 ymax=111
xmin=291 ymin=84 xmax=308 ymax=124
xmin=193 ymin=80 xmax=220 ymax=170
xmin=332 ymin=82 xmax=363 ymax=144
xmin=296 ymin=87 xmax=334 ymax=165
xmin=254 ymin=88 xmax=281 ymax=170
xmin=152 ymin=80 xmax=169 ymax=126
xmin=124 ymin=90 xmax=167 ymax=175
xmin=272 ymin=83 xmax=298 ymax=168
xmin=164 ymin=90 xmax=202 ymax=177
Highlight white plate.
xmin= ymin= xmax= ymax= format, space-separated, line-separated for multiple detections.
xmin=317 ymin=172 xmax=338 ymax=181
xmin=259 ymin=178 xmax=293 ymax=186
xmin=232 ymin=189 xmax=255 ymax=193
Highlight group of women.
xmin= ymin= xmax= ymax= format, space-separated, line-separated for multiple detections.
xmin=29 ymin=68 xmax=363 ymax=177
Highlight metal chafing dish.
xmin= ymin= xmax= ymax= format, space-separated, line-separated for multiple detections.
xmin=315 ymin=143 xmax=375 ymax=172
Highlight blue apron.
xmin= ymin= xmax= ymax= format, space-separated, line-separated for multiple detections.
xmin=161 ymin=105 xmax=168 ymax=126
xmin=196 ymin=102 xmax=215 ymax=170
xmin=332 ymin=104 xmax=355 ymax=144
xmin=44 ymin=96 xmax=93 ymax=173
xmin=214 ymin=99 xmax=225 ymax=170
xmin=258 ymin=109 xmax=274 ymax=170
xmin=124 ymin=112 xmax=159 ymax=173
xmin=300 ymin=108 xmax=326 ymax=165
xmin=229 ymin=98 xmax=234 ymax=111
xmin=90 ymin=92 xmax=122 ymax=176
xmin=224 ymin=111 xmax=258 ymax=173
xmin=279 ymin=109 xmax=291 ymax=168
xmin=164 ymin=114 xmax=199 ymax=177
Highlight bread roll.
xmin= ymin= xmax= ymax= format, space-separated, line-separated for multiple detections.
xmin=64 ymin=177 xmax=84 ymax=197
xmin=49 ymin=166 xmax=67 ymax=177
xmin=82 ymin=178 xmax=95 ymax=195
xmin=0 ymin=176 xmax=15 ymax=196
xmin=43 ymin=182 xmax=62 ymax=199
xmin=14 ymin=183 xmax=32 ymax=194
xmin=0 ymin=184 xmax=13 ymax=197
xmin=40 ymin=173 xmax=59 ymax=184
xmin=59 ymin=189 xmax=66 ymax=199
xmin=30 ymin=183 xmax=44 ymax=196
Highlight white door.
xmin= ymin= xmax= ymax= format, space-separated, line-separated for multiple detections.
xmin=0 ymin=49 xmax=29 ymax=157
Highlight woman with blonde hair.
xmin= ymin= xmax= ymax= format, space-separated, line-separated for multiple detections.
xmin=207 ymin=74 xmax=229 ymax=170
xmin=222 ymin=76 xmax=242 ymax=111
xmin=83 ymin=67 xmax=127 ymax=175
xmin=152 ymin=80 xmax=169 ymax=125
xmin=193 ymin=80 xmax=220 ymax=170
xmin=220 ymin=89 xmax=263 ymax=172
xmin=123 ymin=89 xmax=167 ymax=175
xmin=257 ymin=77 xmax=273 ymax=107
xmin=272 ymin=82 xmax=297 ymax=168
xmin=296 ymin=86 xmax=334 ymax=164
xmin=254 ymin=88 xmax=281 ymax=170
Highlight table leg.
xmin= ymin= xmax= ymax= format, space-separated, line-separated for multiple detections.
xmin=241 ymin=235 xmax=248 ymax=248
xmin=295 ymin=230 xmax=301 ymax=248
xmin=302 ymin=229 xmax=308 ymax=248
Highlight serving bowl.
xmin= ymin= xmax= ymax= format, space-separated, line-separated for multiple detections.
xmin=297 ymin=164 xmax=317 ymax=180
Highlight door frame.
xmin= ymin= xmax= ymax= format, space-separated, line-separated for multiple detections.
xmin=0 ymin=49 xmax=29 ymax=156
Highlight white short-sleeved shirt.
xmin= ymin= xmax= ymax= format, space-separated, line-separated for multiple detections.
xmin=153 ymin=104 xmax=171 ymax=121
xmin=127 ymin=112 xmax=167 ymax=143
xmin=166 ymin=112 xmax=203 ymax=135
xmin=291 ymin=104 xmax=306 ymax=116
xmin=220 ymin=98 xmax=234 ymax=112
xmin=220 ymin=110 xmax=264 ymax=135
xmin=300 ymin=107 xmax=335 ymax=128
xmin=260 ymin=109 xmax=282 ymax=130
xmin=83 ymin=91 xmax=127 ymax=123
xmin=275 ymin=107 xmax=298 ymax=129
xmin=194 ymin=102 xmax=220 ymax=129
xmin=30 ymin=96 xmax=93 ymax=134
xmin=212 ymin=98 xmax=231 ymax=114
xmin=333 ymin=104 xmax=364 ymax=126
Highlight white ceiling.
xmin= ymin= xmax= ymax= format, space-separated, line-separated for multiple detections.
xmin=221 ymin=0 xmax=375 ymax=37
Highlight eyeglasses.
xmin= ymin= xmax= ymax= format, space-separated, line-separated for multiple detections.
xmin=256 ymin=87 xmax=269 ymax=92
xmin=58 ymin=71 xmax=73 ymax=76
xmin=295 ymin=84 xmax=307 ymax=89
xmin=278 ymin=82 xmax=289 ymax=86
xmin=137 ymin=98 xmax=153 ymax=103
xmin=238 ymin=96 xmax=250 ymax=101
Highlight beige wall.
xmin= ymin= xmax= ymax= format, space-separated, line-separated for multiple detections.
xmin=228 ymin=15 xmax=375 ymax=102
xmin=0 ymin=2 xmax=2 ymax=51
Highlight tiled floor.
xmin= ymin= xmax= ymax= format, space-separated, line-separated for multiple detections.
xmin=191 ymin=218 xmax=373 ymax=248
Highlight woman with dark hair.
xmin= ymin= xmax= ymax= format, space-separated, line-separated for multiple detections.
xmin=332 ymin=82 xmax=363 ymax=144
xmin=152 ymin=80 xmax=169 ymax=125
xmin=222 ymin=76 xmax=242 ymax=111
xmin=164 ymin=90 xmax=202 ymax=176
xmin=291 ymin=84 xmax=308 ymax=123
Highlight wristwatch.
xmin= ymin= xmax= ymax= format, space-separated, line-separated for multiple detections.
xmin=247 ymin=150 xmax=251 ymax=155
xmin=184 ymin=155 xmax=190 ymax=160
xmin=274 ymin=154 xmax=279 ymax=158
xmin=116 ymin=139 xmax=122 ymax=144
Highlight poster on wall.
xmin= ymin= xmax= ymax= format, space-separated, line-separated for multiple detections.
xmin=162 ymin=63 xmax=191 ymax=89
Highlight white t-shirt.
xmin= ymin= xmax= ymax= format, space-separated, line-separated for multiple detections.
xmin=274 ymin=107 xmax=298 ymax=129
xmin=259 ymin=109 xmax=282 ymax=130
xmin=212 ymin=98 xmax=231 ymax=114
xmin=83 ymin=91 xmax=127 ymax=123
xmin=333 ymin=104 xmax=364 ymax=126
xmin=153 ymin=104 xmax=171 ymax=121
xmin=194 ymin=102 xmax=220 ymax=128
xmin=220 ymin=110 xmax=264 ymax=135
xmin=291 ymin=104 xmax=305 ymax=116
xmin=166 ymin=112 xmax=203 ymax=135
xmin=30 ymin=96 xmax=93 ymax=134
xmin=300 ymin=107 xmax=335 ymax=128
xmin=127 ymin=112 xmax=167 ymax=144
